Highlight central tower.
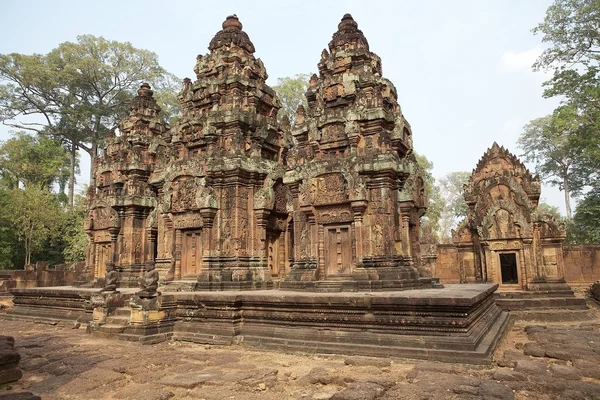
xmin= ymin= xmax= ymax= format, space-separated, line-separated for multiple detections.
xmin=282 ymin=14 xmax=435 ymax=290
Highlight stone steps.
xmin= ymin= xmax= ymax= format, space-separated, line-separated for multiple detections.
xmin=106 ymin=315 xmax=129 ymax=325
xmin=496 ymin=290 xmax=576 ymax=299
xmin=112 ymin=307 xmax=131 ymax=317
xmin=98 ymin=323 xmax=127 ymax=334
xmin=494 ymin=293 xmax=587 ymax=311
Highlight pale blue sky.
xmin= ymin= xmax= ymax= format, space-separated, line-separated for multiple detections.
xmin=0 ymin=0 xmax=566 ymax=212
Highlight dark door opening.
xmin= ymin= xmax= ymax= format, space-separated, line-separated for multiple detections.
xmin=499 ymin=253 xmax=518 ymax=284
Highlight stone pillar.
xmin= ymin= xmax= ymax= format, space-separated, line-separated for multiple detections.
xmin=351 ymin=201 xmax=367 ymax=263
xmin=317 ymin=223 xmax=325 ymax=280
xmin=401 ymin=211 xmax=412 ymax=262
xmin=532 ymin=222 xmax=544 ymax=279
xmin=254 ymin=208 xmax=271 ymax=273
xmin=174 ymin=229 xmax=182 ymax=280
xmin=109 ymin=227 xmax=119 ymax=264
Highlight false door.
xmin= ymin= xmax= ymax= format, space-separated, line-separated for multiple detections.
xmin=324 ymin=225 xmax=352 ymax=277
xmin=181 ymin=230 xmax=202 ymax=277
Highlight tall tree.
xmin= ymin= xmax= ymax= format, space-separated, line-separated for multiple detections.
xmin=414 ymin=153 xmax=443 ymax=239
xmin=533 ymin=0 xmax=600 ymax=194
xmin=0 ymin=131 xmax=72 ymax=194
xmin=437 ymin=171 xmax=470 ymax=242
xmin=566 ymin=186 xmax=600 ymax=244
xmin=518 ymin=107 xmax=579 ymax=219
xmin=272 ymin=73 xmax=310 ymax=125
xmin=0 ymin=35 xmax=177 ymax=206
xmin=8 ymin=186 xmax=63 ymax=265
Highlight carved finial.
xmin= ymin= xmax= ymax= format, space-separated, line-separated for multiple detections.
xmin=338 ymin=13 xmax=358 ymax=31
xmin=183 ymin=77 xmax=192 ymax=85
xmin=309 ymin=74 xmax=319 ymax=88
xmin=321 ymin=48 xmax=329 ymax=61
xmin=137 ymin=83 xmax=153 ymax=97
xmin=222 ymin=14 xmax=242 ymax=30
xmin=281 ymin=115 xmax=291 ymax=130
xmin=296 ymin=104 xmax=306 ymax=125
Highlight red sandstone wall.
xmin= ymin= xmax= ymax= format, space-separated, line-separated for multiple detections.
xmin=563 ymin=245 xmax=600 ymax=283
xmin=434 ymin=244 xmax=600 ymax=286
xmin=0 ymin=261 xmax=86 ymax=292
xmin=434 ymin=245 xmax=461 ymax=283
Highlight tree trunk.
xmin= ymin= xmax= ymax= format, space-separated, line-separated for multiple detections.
xmin=563 ymin=175 xmax=572 ymax=220
xmin=68 ymin=142 xmax=77 ymax=208
xmin=89 ymin=141 xmax=98 ymax=192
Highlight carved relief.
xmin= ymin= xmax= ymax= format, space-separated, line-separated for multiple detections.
xmin=452 ymin=142 xmax=567 ymax=287
xmin=316 ymin=206 xmax=353 ymax=224
xmin=311 ymin=173 xmax=348 ymax=206
xmin=92 ymin=207 xmax=119 ymax=230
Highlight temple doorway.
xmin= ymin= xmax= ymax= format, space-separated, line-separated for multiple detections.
xmin=324 ymin=225 xmax=352 ymax=278
xmin=499 ymin=253 xmax=518 ymax=284
xmin=181 ymin=230 xmax=202 ymax=277
xmin=267 ymin=230 xmax=285 ymax=278
xmin=95 ymin=243 xmax=112 ymax=278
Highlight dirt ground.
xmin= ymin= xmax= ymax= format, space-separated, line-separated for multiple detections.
xmin=1 ymin=306 xmax=600 ymax=400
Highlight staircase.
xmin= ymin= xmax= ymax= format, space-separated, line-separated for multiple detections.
xmin=495 ymin=281 xmax=587 ymax=311
xmin=95 ymin=307 xmax=131 ymax=336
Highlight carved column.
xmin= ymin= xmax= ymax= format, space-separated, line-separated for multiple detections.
xmin=400 ymin=210 xmax=412 ymax=263
xmin=254 ymin=208 xmax=271 ymax=270
xmin=109 ymin=227 xmax=120 ymax=264
xmin=532 ymin=222 xmax=544 ymax=280
xmin=174 ymin=229 xmax=182 ymax=280
xmin=200 ymin=207 xmax=217 ymax=270
xmin=307 ymin=211 xmax=317 ymax=260
xmin=351 ymin=201 xmax=367 ymax=263
xmin=145 ymin=229 xmax=155 ymax=261
xmin=317 ymin=223 xmax=325 ymax=280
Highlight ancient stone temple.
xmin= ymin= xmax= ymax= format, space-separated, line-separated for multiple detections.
xmin=9 ymin=14 xmax=511 ymax=364
xmin=451 ymin=143 xmax=569 ymax=290
xmin=283 ymin=14 xmax=431 ymax=290
xmin=86 ymin=83 xmax=168 ymax=286
xmin=152 ymin=15 xmax=289 ymax=289
xmin=84 ymin=13 xmax=433 ymax=292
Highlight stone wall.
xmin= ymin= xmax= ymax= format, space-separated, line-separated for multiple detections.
xmin=435 ymin=245 xmax=461 ymax=283
xmin=434 ymin=244 xmax=600 ymax=286
xmin=563 ymin=245 xmax=600 ymax=284
xmin=0 ymin=261 xmax=86 ymax=294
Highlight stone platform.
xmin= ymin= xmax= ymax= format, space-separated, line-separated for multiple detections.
xmin=6 ymin=284 xmax=509 ymax=364
xmin=494 ymin=280 xmax=588 ymax=311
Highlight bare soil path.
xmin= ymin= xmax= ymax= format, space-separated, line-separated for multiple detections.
xmin=1 ymin=309 xmax=600 ymax=400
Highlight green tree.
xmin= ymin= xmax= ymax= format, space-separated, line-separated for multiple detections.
xmin=437 ymin=171 xmax=470 ymax=242
xmin=62 ymin=194 xmax=88 ymax=263
xmin=536 ymin=202 xmax=564 ymax=221
xmin=566 ymin=187 xmax=600 ymax=244
xmin=0 ymin=131 xmax=72 ymax=194
xmin=533 ymin=0 xmax=600 ymax=196
xmin=272 ymin=73 xmax=310 ymax=125
xmin=0 ymin=35 xmax=178 ymax=206
xmin=0 ymin=188 xmax=21 ymax=268
xmin=518 ymin=107 xmax=579 ymax=219
xmin=8 ymin=187 xmax=64 ymax=265
xmin=415 ymin=153 xmax=443 ymax=239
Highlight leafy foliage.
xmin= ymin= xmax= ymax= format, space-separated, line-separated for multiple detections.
xmin=62 ymin=194 xmax=88 ymax=263
xmin=518 ymin=107 xmax=579 ymax=218
xmin=7 ymin=187 xmax=64 ymax=265
xmin=414 ymin=153 xmax=443 ymax=239
xmin=0 ymin=132 xmax=73 ymax=194
xmin=566 ymin=187 xmax=600 ymax=243
xmin=529 ymin=0 xmax=600 ymax=241
xmin=0 ymin=35 xmax=178 ymax=188
xmin=437 ymin=171 xmax=470 ymax=242
xmin=272 ymin=73 xmax=310 ymax=125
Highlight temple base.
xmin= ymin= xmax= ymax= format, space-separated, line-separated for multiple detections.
xmin=8 ymin=284 xmax=508 ymax=364
xmin=495 ymin=279 xmax=588 ymax=311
